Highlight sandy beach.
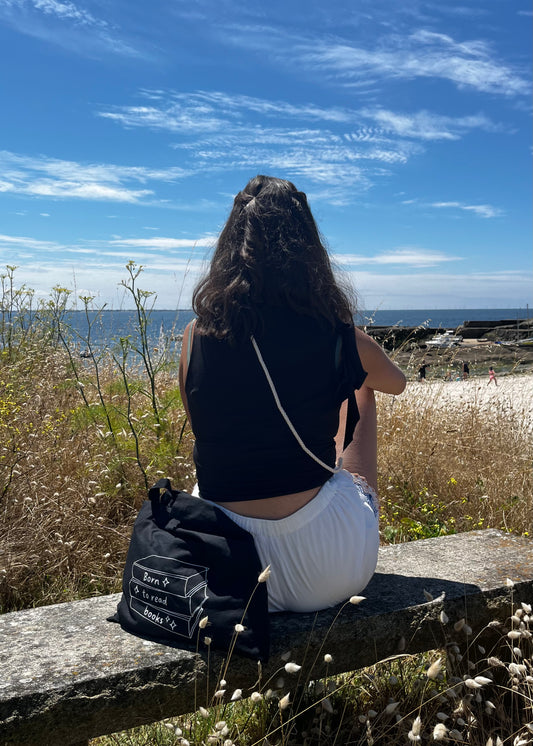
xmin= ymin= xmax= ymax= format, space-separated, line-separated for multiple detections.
xmin=398 ymin=372 xmax=533 ymax=435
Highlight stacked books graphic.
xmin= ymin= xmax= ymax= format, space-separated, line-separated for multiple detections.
xmin=128 ymin=555 xmax=208 ymax=638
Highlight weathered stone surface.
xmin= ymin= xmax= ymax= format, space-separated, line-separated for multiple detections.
xmin=1 ymin=529 xmax=531 ymax=745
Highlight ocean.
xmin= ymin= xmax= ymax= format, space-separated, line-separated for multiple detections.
xmin=63 ymin=307 xmax=530 ymax=346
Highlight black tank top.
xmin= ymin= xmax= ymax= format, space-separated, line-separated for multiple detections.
xmin=185 ymin=306 xmax=367 ymax=501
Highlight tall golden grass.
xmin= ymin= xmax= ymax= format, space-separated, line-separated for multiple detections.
xmin=1 ymin=266 xmax=532 ymax=744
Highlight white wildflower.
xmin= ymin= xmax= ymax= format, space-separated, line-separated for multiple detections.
xmin=440 ymin=610 xmax=449 ymax=624
xmin=324 ymin=653 xmax=333 ymax=663
xmin=474 ymin=676 xmax=492 ymax=686
xmin=423 ymin=589 xmax=434 ymax=602
xmin=408 ymin=715 xmax=422 ymax=741
xmin=199 ymin=616 xmax=209 ymax=629
xmin=508 ymin=630 xmax=521 ymax=639
xmin=426 ymin=657 xmax=443 ymax=680
xmin=234 ymin=623 xmax=245 ymax=633
xmin=505 ymin=577 xmax=515 ymax=587
xmin=230 ymin=688 xmax=242 ymax=701
xmin=433 ymin=722 xmax=448 ymax=740
xmin=284 ymin=662 xmax=301 ymax=674
xmin=214 ymin=689 xmax=226 ymax=699
xmin=521 ymin=601 xmax=532 ymax=613
xmin=215 ymin=721 xmax=227 ymax=731
xmin=258 ymin=565 xmax=271 ymax=583
xmin=199 ymin=706 xmax=209 ymax=717
xmin=203 ymin=636 xmax=212 ymax=646
xmin=349 ymin=595 xmax=366 ymax=604
xmin=279 ymin=693 xmax=291 ymax=711
xmin=250 ymin=691 xmax=263 ymax=703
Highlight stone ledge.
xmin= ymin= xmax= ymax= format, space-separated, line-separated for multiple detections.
xmin=1 ymin=529 xmax=532 ymax=745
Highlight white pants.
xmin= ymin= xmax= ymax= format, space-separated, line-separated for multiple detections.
xmin=195 ymin=470 xmax=379 ymax=613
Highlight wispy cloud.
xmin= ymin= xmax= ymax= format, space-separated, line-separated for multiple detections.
xmin=0 ymin=151 xmax=189 ymax=203
xmin=221 ymin=23 xmax=529 ymax=97
xmin=351 ymin=269 xmax=531 ymax=310
xmin=359 ymin=109 xmax=501 ymax=141
xmin=97 ymin=89 xmax=504 ymax=199
xmin=108 ymin=237 xmax=214 ymax=250
xmin=336 ymin=248 xmax=462 ymax=268
xmin=430 ymin=201 xmax=503 ymax=218
xmin=0 ymin=0 xmax=142 ymax=57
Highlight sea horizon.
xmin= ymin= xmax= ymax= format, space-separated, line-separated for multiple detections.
xmin=59 ymin=307 xmax=532 ymax=347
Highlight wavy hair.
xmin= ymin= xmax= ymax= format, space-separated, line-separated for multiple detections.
xmin=193 ymin=175 xmax=355 ymax=341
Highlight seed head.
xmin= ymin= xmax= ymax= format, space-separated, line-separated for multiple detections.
xmin=349 ymin=595 xmax=366 ymax=605
xmin=258 ymin=565 xmax=271 ymax=583
xmin=279 ymin=693 xmax=291 ymax=711
xmin=433 ymin=723 xmax=448 ymax=740
xmin=199 ymin=616 xmax=209 ymax=629
xmin=234 ymin=623 xmax=245 ymax=633
xmin=426 ymin=657 xmax=443 ymax=680
xmin=284 ymin=662 xmax=301 ymax=674
xmin=324 ymin=653 xmax=333 ymax=663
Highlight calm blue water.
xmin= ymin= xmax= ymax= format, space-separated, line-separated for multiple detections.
xmin=63 ymin=307 xmax=529 ymax=344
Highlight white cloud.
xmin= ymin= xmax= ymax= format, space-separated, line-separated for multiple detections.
xmin=0 ymin=151 xmax=189 ymax=204
xmin=431 ymin=201 xmax=503 ymax=218
xmin=98 ymin=89 xmax=504 ymax=200
xmin=351 ymin=269 xmax=532 ymax=310
xmin=335 ymin=248 xmax=462 ymax=268
xmin=109 ymin=237 xmax=215 ymax=250
xmin=293 ymin=30 xmax=529 ymax=97
xmin=360 ymin=109 xmax=500 ymax=141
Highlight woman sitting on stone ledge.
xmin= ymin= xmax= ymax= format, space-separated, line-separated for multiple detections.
xmin=179 ymin=175 xmax=406 ymax=613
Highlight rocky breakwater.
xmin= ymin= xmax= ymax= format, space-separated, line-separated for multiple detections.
xmin=365 ymin=317 xmax=533 ymax=376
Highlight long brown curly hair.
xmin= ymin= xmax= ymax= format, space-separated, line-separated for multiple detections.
xmin=193 ymin=175 xmax=355 ymax=341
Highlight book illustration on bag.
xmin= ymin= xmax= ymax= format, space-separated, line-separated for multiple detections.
xmin=129 ymin=554 xmax=208 ymax=639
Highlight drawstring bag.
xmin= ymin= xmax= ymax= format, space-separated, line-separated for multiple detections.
xmin=110 ymin=478 xmax=270 ymax=661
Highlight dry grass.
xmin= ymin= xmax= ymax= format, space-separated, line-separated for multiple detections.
xmin=1 ymin=344 xmax=532 ymax=612
xmin=91 ymin=591 xmax=533 ymax=745
xmin=1 ymin=266 xmax=532 ymax=744
xmin=377 ymin=378 xmax=533 ymax=543
xmin=0 ymin=343 xmax=194 ymax=612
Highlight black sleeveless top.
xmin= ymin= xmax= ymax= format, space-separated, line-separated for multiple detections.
xmin=185 ymin=306 xmax=367 ymax=501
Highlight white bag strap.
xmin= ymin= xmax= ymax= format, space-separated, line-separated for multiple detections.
xmin=250 ymin=335 xmax=342 ymax=474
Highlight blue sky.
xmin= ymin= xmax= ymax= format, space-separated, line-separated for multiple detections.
xmin=1 ymin=0 xmax=531 ymax=311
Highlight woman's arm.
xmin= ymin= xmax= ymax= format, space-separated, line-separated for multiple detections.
xmin=355 ymin=327 xmax=406 ymax=395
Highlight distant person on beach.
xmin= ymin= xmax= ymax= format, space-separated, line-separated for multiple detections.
xmin=179 ymin=175 xmax=406 ymax=613
xmin=418 ymin=362 xmax=430 ymax=381
xmin=488 ymin=366 xmax=498 ymax=385
xmin=462 ymin=361 xmax=470 ymax=380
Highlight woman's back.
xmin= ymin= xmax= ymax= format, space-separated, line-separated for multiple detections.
xmin=186 ymin=306 xmax=363 ymax=502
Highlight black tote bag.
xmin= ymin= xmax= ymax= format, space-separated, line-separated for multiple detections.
xmin=111 ymin=479 xmax=270 ymax=661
